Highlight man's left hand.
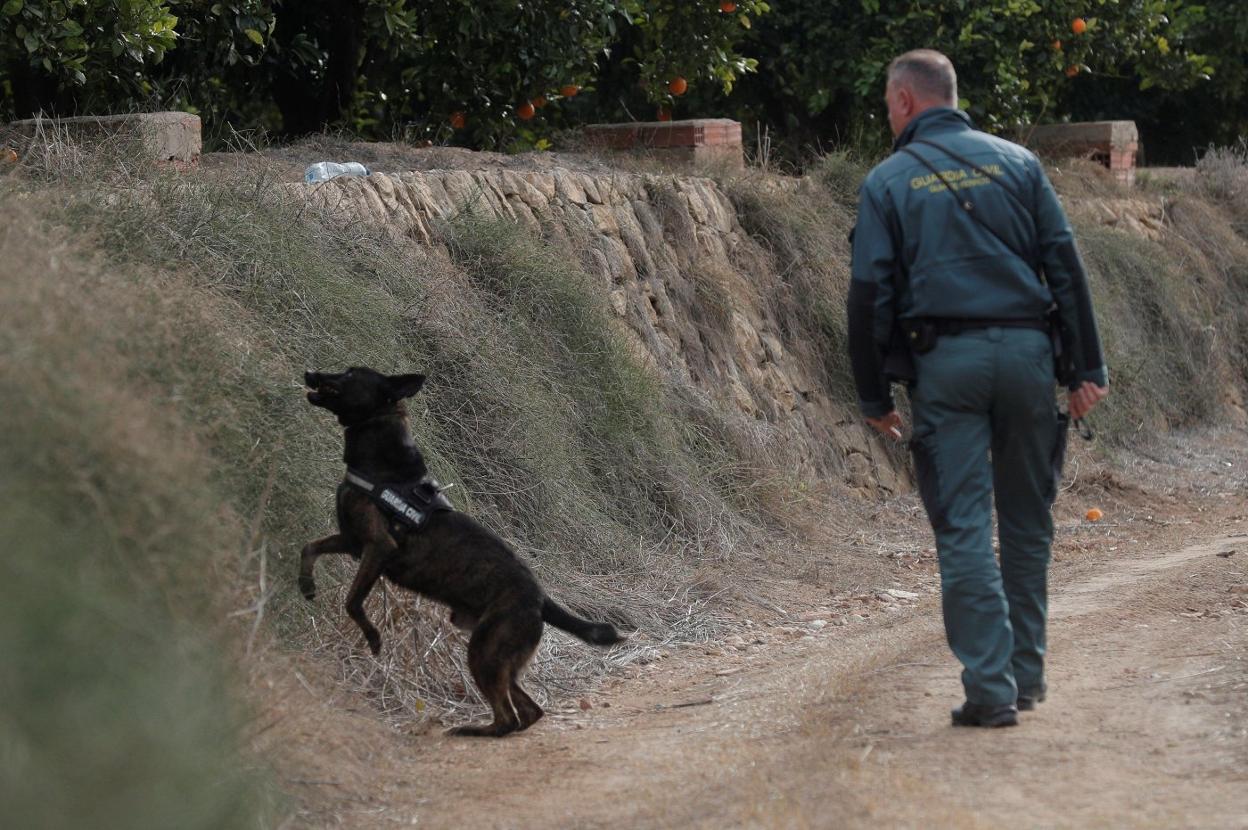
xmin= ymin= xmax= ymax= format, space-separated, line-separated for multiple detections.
xmin=866 ymin=410 xmax=904 ymax=441
xmin=1069 ymin=381 xmax=1108 ymax=420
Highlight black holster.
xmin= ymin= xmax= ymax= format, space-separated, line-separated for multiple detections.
xmin=901 ymin=319 xmax=940 ymax=354
xmin=883 ymin=326 xmax=917 ymax=383
xmin=883 ymin=320 xmax=937 ymax=383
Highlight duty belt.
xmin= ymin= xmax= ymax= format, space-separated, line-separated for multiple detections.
xmin=927 ymin=318 xmax=1050 ymax=336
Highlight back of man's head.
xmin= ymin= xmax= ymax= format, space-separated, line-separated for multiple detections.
xmin=887 ymin=49 xmax=958 ymax=107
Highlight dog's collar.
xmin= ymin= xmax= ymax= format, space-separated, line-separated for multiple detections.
xmin=343 ymin=468 xmax=454 ymax=530
xmin=339 ymin=403 xmax=406 ymax=430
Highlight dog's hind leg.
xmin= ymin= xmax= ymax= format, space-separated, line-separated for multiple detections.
xmin=449 ymin=611 xmax=541 ymax=738
xmin=345 ymin=542 xmax=394 ymax=656
xmin=449 ymin=626 xmax=520 ymax=737
xmin=506 ymin=623 xmax=544 ymax=731
xmin=298 ymin=534 xmax=357 ymax=600
xmin=509 ymin=682 xmax=544 ymax=731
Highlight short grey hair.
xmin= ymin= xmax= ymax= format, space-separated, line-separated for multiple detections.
xmin=888 ymin=49 xmax=958 ymax=106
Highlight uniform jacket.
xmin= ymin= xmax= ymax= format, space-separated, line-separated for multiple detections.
xmin=846 ymin=107 xmax=1109 ymax=417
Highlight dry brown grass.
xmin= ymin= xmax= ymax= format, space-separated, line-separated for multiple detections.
xmin=2 ymin=132 xmax=796 ymax=740
xmin=8 ymin=123 xmax=1248 ymax=826
xmin=0 ymin=192 xmax=277 ymax=828
xmin=1193 ymin=138 xmax=1248 ymax=234
xmin=717 ymin=162 xmax=860 ymax=402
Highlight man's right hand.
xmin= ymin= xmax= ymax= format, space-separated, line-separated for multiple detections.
xmin=866 ymin=410 xmax=905 ymax=441
xmin=1069 ymin=381 xmax=1108 ymax=420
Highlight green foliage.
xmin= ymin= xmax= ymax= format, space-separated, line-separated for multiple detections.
xmin=4 ymin=0 xmax=1244 ymax=157
xmin=1196 ymin=2 xmax=1248 ymax=106
xmin=261 ymin=0 xmax=770 ymax=145
xmin=580 ymin=0 xmax=769 ymax=126
xmin=160 ymin=1 xmax=277 ymax=132
xmin=0 ymin=0 xmax=768 ymax=145
xmin=615 ymin=0 xmax=769 ymax=97
xmin=336 ymin=0 xmax=624 ymax=145
xmin=735 ymin=0 xmax=1212 ymax=157
xmin=0 ymin=0 xmax=177 ymax=109
xmin=1 ymin=0 xmax=178 ymax=76
xmin=1066 ymin=2 xmax=1248 ymax=163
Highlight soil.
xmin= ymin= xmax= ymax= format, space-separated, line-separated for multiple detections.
xmin=257 ymin=428 xmax=1248 ymax=828
xmin=202 ymin=137 xmax=642 ymax=182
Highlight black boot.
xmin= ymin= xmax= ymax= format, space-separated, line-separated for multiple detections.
xmin=951 ymin=701 xmax=1019 ymax=728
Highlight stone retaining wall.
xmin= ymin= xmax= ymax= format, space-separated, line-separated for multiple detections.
xmin=296 ymin=168 xmax=901 ymax=493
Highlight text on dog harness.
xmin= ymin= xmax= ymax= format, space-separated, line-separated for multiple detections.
xmin=343 ymin=468 xmax=454 ymax=530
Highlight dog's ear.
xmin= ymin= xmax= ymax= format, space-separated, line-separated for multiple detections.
xmin=386 ymin=373 xmax=426 ymax=401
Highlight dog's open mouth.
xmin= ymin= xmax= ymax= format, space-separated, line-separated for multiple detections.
xmin=305 ymin=378 xmax=340 ymax=405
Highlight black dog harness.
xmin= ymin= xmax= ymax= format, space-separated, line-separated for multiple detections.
xmin=343 ymin=468 xmax=455 ymax=531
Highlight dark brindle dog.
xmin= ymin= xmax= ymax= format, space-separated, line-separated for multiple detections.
xmin=300 ymin=367 xmax=626 ymax=737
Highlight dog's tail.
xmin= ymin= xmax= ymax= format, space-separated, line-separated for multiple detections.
xmin=541 ymin=598 xmax=628 ymax=646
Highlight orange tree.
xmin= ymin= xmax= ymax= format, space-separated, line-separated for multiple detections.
xmin=1 ymin=0 xmax=178 ymax=118
xmin=1 ymin=0 xmax=768 ymax=145
xmin=157 ymin=1 xmax=277 ymax=136
xmin=1065 ymin=1 xmax=1248 ymax=162
xmin=294 ymin=0 xmax=770 ymax=146
xmin=1 ymin=0 xmax=276 ymax=125
xmin=733 ymin=0 xmax=1210 ymax=156
xmin=582 ymin=0 xmax=769 ymax=126
xmin=310 ymin=0 xmax=626 ymax=144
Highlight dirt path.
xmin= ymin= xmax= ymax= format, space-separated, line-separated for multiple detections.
xmin=275 ymin=502 xmax=1248 ymax=829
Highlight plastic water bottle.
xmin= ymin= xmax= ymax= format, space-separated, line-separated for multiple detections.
xmin=303 ymin=161 xmax=371 ymax=183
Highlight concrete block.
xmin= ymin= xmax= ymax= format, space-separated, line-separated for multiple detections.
xmin=5 ymin=111 xmax=201 ymax=168
xmin=1023 ymin=120 xmax=1139 ymax=187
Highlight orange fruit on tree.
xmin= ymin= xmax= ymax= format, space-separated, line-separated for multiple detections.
xmin=668 ymin=76 xmax=688 ymax=96
xmin=517 ymin=101 xmax=536 ymax=121
xmin=1065 ymin=64 xmax=1080 ymax=78
xmin=720 ymin=1 xmax=737 ymax=11
xmin=449 ymin=111 xmax=466 ymax=130
xmin=1085 ymin=507 xmax=1104 ymax=522
xmin=1052 ymin=39 xmax=1062 ymax=51
xmin=560 ymin=84 xmax=580 ymax=98
xmin=533 ymin=95 xmax=548 ymax=109
xmin=656 ymin=106 xmax=672 ymax=122
xmin=1071 ymin=17 xmax=1087 ymax=35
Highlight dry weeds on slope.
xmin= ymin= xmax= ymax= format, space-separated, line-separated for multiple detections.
xmin=1 ymin=126 xmax=819 ymax=744
xmin=5 ymin=122 xmax=1248 ymax=825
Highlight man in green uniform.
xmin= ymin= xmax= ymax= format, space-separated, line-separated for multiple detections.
xmin=846 ymin=49 xmax=1109 ymax=727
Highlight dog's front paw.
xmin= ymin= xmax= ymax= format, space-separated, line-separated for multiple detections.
xmin=365 ymin=628 xmax=382 ymax=656
xmin=298 ymin=575 xmax=317 ymax=601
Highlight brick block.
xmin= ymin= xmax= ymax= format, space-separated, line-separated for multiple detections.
xmin=1022 ymin=120 xmax=1138 ymax=187
xmin=5 ymin=111 xmax=201 ymax=167
xmin=583 ymin=118 xmax=743 ymax=168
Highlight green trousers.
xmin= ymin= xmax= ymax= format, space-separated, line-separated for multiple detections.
xmin=909 ymin=327 xmax=1063 ymax=706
